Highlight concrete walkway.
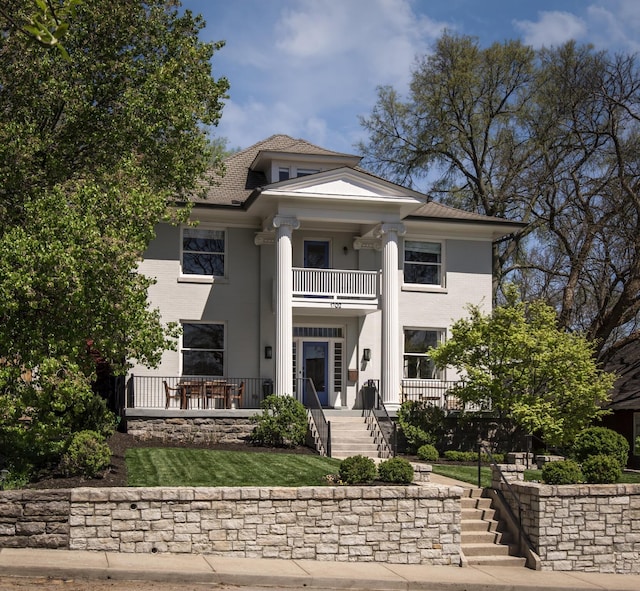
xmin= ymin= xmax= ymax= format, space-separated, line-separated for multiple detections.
xmin=1 ymin=547 xmax=639 ymax=591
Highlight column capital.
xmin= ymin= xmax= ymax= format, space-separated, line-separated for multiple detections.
xmin=375 ymin=222 xmax=406 ymax=238
xmin=272 ymin=215 xmax=300 ymax=231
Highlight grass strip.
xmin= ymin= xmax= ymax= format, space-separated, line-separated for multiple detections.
xmin=126 ymin=448 xmax=341 ymax=487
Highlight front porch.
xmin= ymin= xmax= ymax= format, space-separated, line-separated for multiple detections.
xmin=121 ymin=375 xmax=463 ymax=411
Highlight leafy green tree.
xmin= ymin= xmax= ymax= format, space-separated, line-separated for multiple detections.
xmin=429 ymin=287 xmax=615 ymax=448
xmin=360 ymin=34 xmax=640 ymax=362
xmin=0 ymin=0 xmax=228 ymax=479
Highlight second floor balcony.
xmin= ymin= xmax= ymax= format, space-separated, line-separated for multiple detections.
xmin=292 ymin=268 xmax=379 ymax=312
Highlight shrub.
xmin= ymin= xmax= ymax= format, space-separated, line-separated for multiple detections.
xmin=59 ymin=430 xmax=111 ymax=478
xmin=250 ymin=395 xmax=308 ymax=447
xmin=397 ymin=401 xmax=446 ymax=453
xmin=339 ymin=455 xmax=377 ymax=484
xmin=417 ymin=444 xmax=439 ymax=462
xmin=541 ymin=459 xmax=582 ymax=485
xmin=572 ymin=427 xmax=629 ymax=469
xmin=581 ymin=454 xmax=622 ymax=484
xmin=377 ymin=457 xmax=414 ymax=484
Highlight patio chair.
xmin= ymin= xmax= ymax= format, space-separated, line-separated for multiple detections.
xmin=228 ymin=381 xmax=244 ymax=409
xmin=203 ymin=381 xmax=228 ymax=409
xmin=163 ymin=381 xmax=182 ymax=409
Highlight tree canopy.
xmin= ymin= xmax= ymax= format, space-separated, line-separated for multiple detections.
xmin=429 ymin=287 xmax=615 ymax=448
xmin=0 ymin=0 xmax=228 ymax=480
xmin=360 ymin=33 xmax=640 ymax=363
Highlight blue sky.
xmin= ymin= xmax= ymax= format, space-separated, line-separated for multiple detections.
xmin=181 ymin=0 xmax=640 ymax=154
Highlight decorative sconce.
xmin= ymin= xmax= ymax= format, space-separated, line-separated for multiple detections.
xmin=264 ymin=346 xmax=272 ymax=359
xmin=343 ymin=246 xmax=348 ymax=255
xmin=363 ymin=348 xmax=371 ymax=362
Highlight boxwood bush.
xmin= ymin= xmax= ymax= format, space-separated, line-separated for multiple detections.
xmin=417 ymin=444 xmax=439 ymax=462
xmin=339 ymin=455 xmax=377 ymax=484
xmin=581 ymin=454 xmax=622 ymax=484
xmin=572 ymin=427 xmax=629 ymax=469
xmin=541 ymin=459 xmax=582 ymax=485
xmin=59 ymin=430 xmax=111 ymax=478
xmin=377 ymin=457 xmax=414 ymax=484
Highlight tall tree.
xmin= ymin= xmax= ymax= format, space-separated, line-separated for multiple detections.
xmin=0 ymin=0 xmax=228 ymax=478
xmin=360 ymin=33 xmax=539 ymax=298
xmin=360 ymin=34 xmax=640 ymax=360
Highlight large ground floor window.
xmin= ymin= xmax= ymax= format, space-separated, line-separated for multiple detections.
xmin=403 ymin=328 xmax=444 ymax=380
xmin=181 ymin=322 xmax=225 ymax=376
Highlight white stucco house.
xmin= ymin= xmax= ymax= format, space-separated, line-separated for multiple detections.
xmin=127 ymin=135 xmax=523 ymax=416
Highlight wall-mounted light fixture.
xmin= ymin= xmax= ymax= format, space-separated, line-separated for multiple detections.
xmin=264 ymin=346 xmax=272 ymax=359
xmin=343 ymin=246 xmax=348 ymax=255
xmin=363 ymin=348 xmax=371 ymax=362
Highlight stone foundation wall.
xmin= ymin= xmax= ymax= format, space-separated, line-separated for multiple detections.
xmin=126 ymin=416 xmax=255 ymax=444
xmin=0 ymin=490 xmax=70 ymax=549
xmin=492 ymin=464 xmax=640 ymax=574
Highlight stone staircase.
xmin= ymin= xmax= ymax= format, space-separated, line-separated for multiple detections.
xmin=325 ymin=411 xmax=381 ymax=459
xmin=460 ymin=487 xmax=527 ymax=567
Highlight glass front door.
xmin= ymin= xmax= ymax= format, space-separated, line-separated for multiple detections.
xmin=303 ymin=341 xmax=328 ymax=406
xmin=304 ymin=240 xmax=330 ymax=269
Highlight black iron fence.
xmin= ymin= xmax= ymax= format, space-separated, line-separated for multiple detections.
xmin=125 ymin=375 xmax=272 ymax=409
xmin=401 ymin=380 xmax=489 ymax=412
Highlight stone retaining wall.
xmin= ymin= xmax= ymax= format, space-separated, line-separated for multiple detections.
xmin=1 ymin=485 xmax=462 ymax=565
xmin=492 ymin=465 xmax=640 ymax=574
xmin=0 ymin=489 xmax=70 ymax=549
xmin=125 ymin=414 xmax=255 ymax=444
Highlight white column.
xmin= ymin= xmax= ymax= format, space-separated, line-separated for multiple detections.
xmin=272 ymin=215 xmax=299 ymax=396
xmin=377 ymin=222 xmax=405 ymax=409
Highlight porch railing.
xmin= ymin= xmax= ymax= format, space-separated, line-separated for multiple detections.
xmin=125 ymin=375 xmax=268 ymax=409
xmin=292 ymin=268 xmax=379 ymax=301
xmin=400 ymin=380 xmax=490 ymax=412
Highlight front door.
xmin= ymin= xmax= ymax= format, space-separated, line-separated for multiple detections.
xmin=303 ymin=341 xmax=328 ymax=406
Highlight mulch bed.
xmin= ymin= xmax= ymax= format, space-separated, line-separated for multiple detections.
xmin=26 ymin=431 xmax=316 ymax=490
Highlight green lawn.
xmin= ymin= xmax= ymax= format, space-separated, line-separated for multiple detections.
xmin=126 ymin=448 xmax=341 ymax=487
xmin=431 ymin=463 xmax=640 ymax=487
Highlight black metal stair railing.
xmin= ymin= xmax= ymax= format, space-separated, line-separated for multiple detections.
xmin=299 ymin=378 xmax=331 ymax=457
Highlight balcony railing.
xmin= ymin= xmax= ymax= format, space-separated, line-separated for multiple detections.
xmin=292 ymin=268 xmax=379 ymax=302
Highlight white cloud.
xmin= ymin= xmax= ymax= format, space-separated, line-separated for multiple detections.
xmin=513 ymin=11 xmax=587 ymax=48
xmin=585 ymin=3 xmax=640 ymax=54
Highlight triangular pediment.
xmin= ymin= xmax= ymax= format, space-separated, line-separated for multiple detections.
xmin=262 ymin=167 xmax=425 ymax=204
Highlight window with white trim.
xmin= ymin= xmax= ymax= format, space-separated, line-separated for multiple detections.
xmin=181 ymin=322 xmax=224 ymax=376
xmin=182 ymin=227 xmax=225 ymax=276
xmin=404 ymin=241 xmax=442 ymax=285
xmin=403 ymin=329 xmax=443 ymax=379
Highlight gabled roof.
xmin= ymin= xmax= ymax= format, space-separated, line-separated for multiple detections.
xmin=194 ymin=134 xmax=360 ymax=206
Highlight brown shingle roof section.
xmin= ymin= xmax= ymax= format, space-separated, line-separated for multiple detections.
xmin=193 ymin=134 xmax=359 ymax=206
xmin=407 ymin=201 xmax=526 ymax=226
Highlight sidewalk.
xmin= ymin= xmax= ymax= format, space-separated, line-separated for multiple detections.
xmin=1 ymin=547 xmax=639 ymax=591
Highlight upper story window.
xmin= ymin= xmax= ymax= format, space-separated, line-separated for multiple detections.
xmin=181 ymin=322 xmax=224 ymax=376
xmin=404 ymin=241 xmax=442 ymax=285
xmin=182 ymin=227 xmax=225 ymax=276
xmin=403 ymin=329 xmax=443 ymax=380
xmin=279 ymin=167 xmax=290 ymax=181
xmin=277 ymin=166 xmax=320 ymax=181
xmin=296 ymin=168 xmax=319 ymax=177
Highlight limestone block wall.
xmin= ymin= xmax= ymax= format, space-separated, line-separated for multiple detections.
xmin=0 ymin=490 xmax=70 ymax=548
xmin=68 ymin=485 xmax=462 ymax=564
xmin=492 ymin=465 xmax=640 ymax=574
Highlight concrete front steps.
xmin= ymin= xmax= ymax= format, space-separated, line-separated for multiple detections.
xmin=461 ymin=487 xmax=527 ymax=568
xmin=325 ymin=411 xmax=380 ymax=459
